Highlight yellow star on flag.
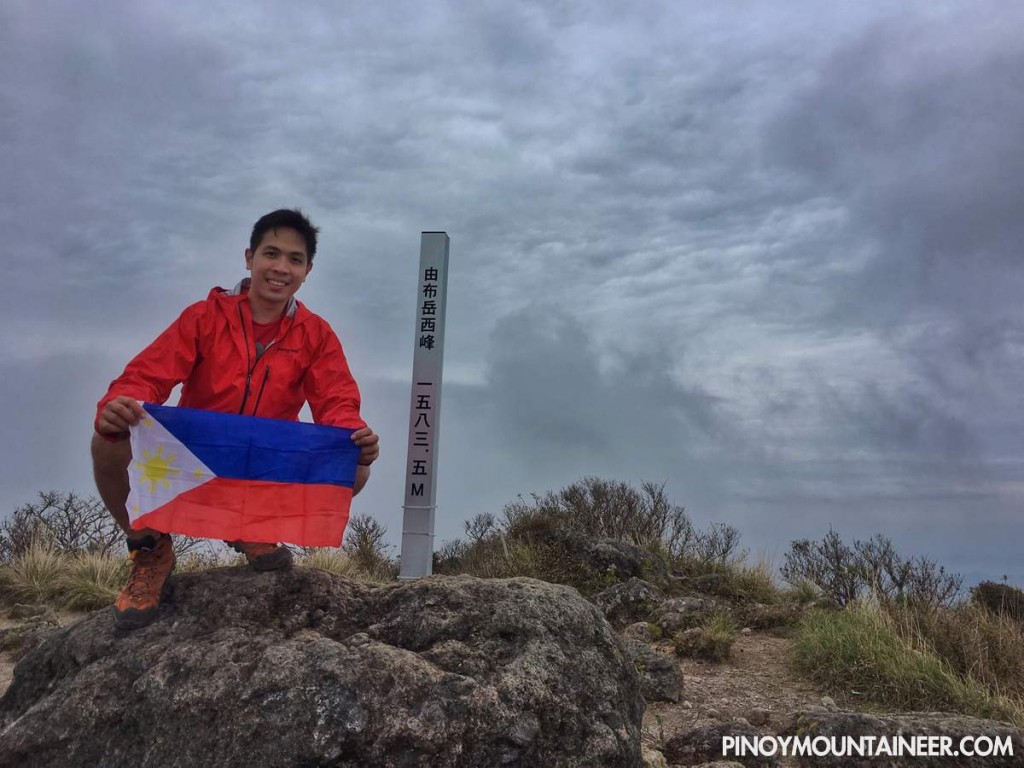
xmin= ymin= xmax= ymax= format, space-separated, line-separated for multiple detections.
xmin=137 ymin=445 xmax=180 ymax=493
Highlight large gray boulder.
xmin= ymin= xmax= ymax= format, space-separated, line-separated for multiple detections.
xmin=620 ymin=638 xmax=682 ymax=703
xmin=0 ymin=568 xmax=643 ymax=767
xmin=647 ymin=596 xmax=717 ymax=636
xmin=595 ymin=577 xmax=666 ymax=629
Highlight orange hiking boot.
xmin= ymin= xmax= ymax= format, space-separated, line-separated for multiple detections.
xmin=226 ymin=541 xmax=294 ymax=571
xmin=114 ymin=534 xmax=176 ymax=630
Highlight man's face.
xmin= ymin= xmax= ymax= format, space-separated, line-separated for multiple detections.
xmin=244 ymin=227 xmax=313 ymax=312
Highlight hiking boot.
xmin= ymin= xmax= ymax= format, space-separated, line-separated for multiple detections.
xmin=114 ymin=534 xmax=176 ymax=630
xmin=226 ymin=541 xmax=293 ymax=571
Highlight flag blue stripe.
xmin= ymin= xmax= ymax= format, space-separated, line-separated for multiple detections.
xmin=144 ymin=403 xmax=359 ymax=486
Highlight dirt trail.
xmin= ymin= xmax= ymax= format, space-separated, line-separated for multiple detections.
xmin=643 ymin=629 xmax=838 ymax=745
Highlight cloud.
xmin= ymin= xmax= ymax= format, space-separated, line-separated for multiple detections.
xmin=767 ymin=8 xmax=1024 ymax=328
xmin=3 ymin=1 xmax=1023 ymax=585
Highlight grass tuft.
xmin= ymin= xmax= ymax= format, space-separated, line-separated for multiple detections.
xmin=791 ymin=601 xmax=1024 ymax=726
xmin=673 ymin=611 xmax=737 ymax=662
xmin=784 ymin=578 xmax=825 ymax=607
xmin=1 ymin=540 xmax=65 ymax=604
xmin=176 ymin=550 xmax=236 ymax=572
xmin=299 ymin=548 xmax=394 ymax=583
xmin=60 ymin=551 xmax=130 ymax=610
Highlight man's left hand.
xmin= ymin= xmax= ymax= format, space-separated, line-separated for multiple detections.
xmin=351 ymin=426 xmax=380 ymax=466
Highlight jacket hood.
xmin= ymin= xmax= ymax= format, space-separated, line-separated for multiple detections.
xmin=211 ymin=278 xmax=301 ymax=319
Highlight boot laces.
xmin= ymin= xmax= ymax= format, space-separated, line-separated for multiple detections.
xmin=126 ymin=546 xmax=169 ymax=599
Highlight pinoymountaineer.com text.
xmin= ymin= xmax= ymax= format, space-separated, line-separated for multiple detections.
xmin=722 ymin=734 xmax=1014 ymax=759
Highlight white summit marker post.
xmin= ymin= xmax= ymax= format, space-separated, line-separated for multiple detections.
xmin=399 ymin=232 xmax=450 ymax=579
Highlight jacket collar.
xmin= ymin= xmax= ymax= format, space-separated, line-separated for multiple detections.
xmin=227 ymin=277 xmax=299 ymax=319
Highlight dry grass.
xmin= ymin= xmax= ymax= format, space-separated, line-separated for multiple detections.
xmin=0 ymin=542 xmax=132 ymax=610
xmin=299 ymin=548 xmax=394 ymax=583
xmin=783 ymin=578 xmax=825 ymax=606
xmin=61 ymin=551 xmax=130 ymax=610
xmin=791 ymin=600 xmax=1024 ymax=727
xmin=176 ymin=550 xmax=243 ymax=572
xmin=673 ymin=612 xmax=738 ymax=662
xmin=0 ymin=540 xmax=400 ymax=614
xmin=0 ymin=540 xmax=65 ymax=604
xmin=888 ymin=601 xmax=1024 ymax=701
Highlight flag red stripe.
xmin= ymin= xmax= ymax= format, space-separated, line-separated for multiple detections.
xmin=131 ymin=478 xmax=352 ymax=547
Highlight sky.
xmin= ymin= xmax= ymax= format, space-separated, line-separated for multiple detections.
xmin=3 ymin=0 xmax=1022 ymax=586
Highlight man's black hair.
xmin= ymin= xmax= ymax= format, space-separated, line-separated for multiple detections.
xmin=250 ymin=209 xmax=320 ymax=263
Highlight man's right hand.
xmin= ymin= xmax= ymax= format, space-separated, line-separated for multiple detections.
xmin=97 ymin=396 xmax=146 ymax=436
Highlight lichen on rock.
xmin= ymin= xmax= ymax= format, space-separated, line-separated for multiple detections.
xmin=0 ymin=568 xmax=644 ymax=768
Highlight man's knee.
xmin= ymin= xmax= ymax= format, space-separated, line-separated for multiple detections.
xmin=91 ymin=433 xmax=131 ymax=474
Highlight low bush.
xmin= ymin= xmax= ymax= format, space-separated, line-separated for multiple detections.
xmin=502 ymin=477 xmax=692 ymax=553
xmin=781 ymin=530 xmax=962 ymax=609
xmin=435 ymin=478 xmax=745 ymax=593
xmin=973 ymin=581 xmax=1024 ymax=623
xmin=343 ymin=515 xmax=398 ymax=580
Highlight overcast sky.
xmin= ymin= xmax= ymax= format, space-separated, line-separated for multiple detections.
xmin=3 ymin=0 xmax=1022 ymax=586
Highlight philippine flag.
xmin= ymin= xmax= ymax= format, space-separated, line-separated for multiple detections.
xmin=127 ymin=403 xmax=360 ymax=546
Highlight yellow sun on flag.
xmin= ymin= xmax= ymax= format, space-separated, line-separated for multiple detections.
xmin=137 ymin=445 xmax=180 ymax=493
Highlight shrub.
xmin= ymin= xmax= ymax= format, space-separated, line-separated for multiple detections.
xmin=436 ymin=477 xmax=742 ymax=591
xmin=1 ymin=492 xmax=122 ymax=561
xmin=973 ymin=581 xmax=1024 ymax=623
xmin=343 ymin=515 xmax=398 ymax=580
xmin=780 ymin=530 xmax=962 ymax=609
xmin=502 ymin=477 xmax=695 ymax=554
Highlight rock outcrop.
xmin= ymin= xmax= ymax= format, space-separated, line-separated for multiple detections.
xmin=595 ymin=577 xmax=666 ymax=629
xmin=780 ymin=710 xmax=1024 ymax=768
xmin=647 ymin=596 xmax=716 ymax=636
xmin=0 ymin=568 xmax=644 ymax=768
xmin=621 ymin=637 xmax=683 ymax=704
xmin=553 ymin=529 xmax=670 ymax=588
xmin=663 ymin=722 xmax=774 ymax=767
xmin=0 ymin=608 xmax=60 ymax=662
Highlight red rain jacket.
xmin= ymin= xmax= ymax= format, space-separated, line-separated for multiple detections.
xmin=96 ymin=280 xmax=366 ymax=439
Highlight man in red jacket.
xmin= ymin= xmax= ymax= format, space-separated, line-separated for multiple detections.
xmin=92 ymin=209 xmax=380 ymax=629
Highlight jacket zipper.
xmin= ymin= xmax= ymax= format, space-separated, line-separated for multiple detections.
xmin=239 ymin=303 xmax=295 ymax=416
xmin=238 ymin=305 xmax=253 ymax=414
xmin=252 ymin=366 xmax=271 ymax=416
